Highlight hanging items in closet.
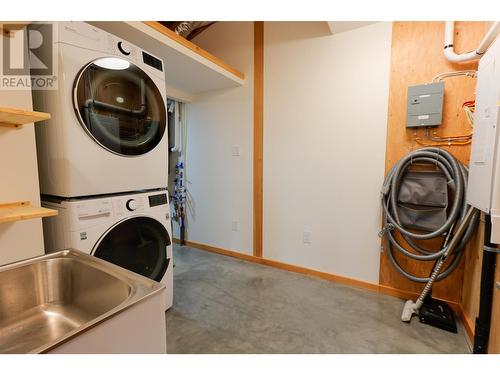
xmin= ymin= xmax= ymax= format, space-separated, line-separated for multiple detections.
xmin=172 ymin=162 xmax=186 ymax=245
xmin=168 ymin=99 xmax=187 ymax=245
xmin=157 ymin=21 xmax=216 ymax=40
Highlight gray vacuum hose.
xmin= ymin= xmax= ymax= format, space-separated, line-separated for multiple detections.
xmin=381 ymin=147 xmax=479 ymax=283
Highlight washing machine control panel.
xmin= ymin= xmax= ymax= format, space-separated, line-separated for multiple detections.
xmin=117 ymin=41 xmax=131 ymax=56
xmin=148 ymin=193 xmax=168 ymax=207
xmin=126 ymin=198 xmax=139 ymax=211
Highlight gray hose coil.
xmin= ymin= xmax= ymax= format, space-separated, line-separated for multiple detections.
xmin=381 ymin=147 xmax=479 ymax=283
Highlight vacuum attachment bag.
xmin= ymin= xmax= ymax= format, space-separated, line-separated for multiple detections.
xmin=397 ymin=171 xmax=448 ymax=232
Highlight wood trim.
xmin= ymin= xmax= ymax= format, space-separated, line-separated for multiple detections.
xmin=0 ymin=106 xmax=50 ymax=128
xmin=143 ymin=21 xmax=245 ymax=81
xmin=378 ymin=284 xmax=420 ymax=301
xmin=253 ymin=21 xmax=264 ymax=258
xmin=0 ymin=201 xmax=30 ymax=208
xmin=175 ymin=239 xmax=482 ymax=349
xmin=378 ymin=284 xmax=460 ymax=312
xmin=263 ymin=259 xmax=379 ymax=293
xmin=174 ymin=239 xmax=257 ymax=263
xmin=0 ymin=22 xmax=30 ymax=37
xmin=174 ymin=238 xmax=465 ymax=314
xmin=487 ymin=253 xmax=500 ymax=353
xmin=0 ymin=201 xmax=58 ymax=224
xmin=176 ymin=239 xmax=388 ymax=294
xmin=458 ymin=304 xmax=475 ymax=344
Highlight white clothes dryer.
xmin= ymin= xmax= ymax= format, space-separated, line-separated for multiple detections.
xmin=32 ymin=22 xmax=169 ymax=198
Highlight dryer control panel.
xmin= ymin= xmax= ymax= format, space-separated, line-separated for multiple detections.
xmin=56 ymin=22 xmax=165 ymax=81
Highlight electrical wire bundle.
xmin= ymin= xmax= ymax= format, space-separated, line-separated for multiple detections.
xmin=462 ymin=100 xmax=475 ymax=127
xmin=432 ymin=70 xmax=477 ymax=82
xmin=380 ymin=147 xmax=480 ymax=283
xmin=414 ymin=100 xmax=475 ymax=147
xmin=413 ymin=70 xmax=477 ymax=147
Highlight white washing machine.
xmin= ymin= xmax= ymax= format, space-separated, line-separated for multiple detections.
xmin=32 ymin=21 xmax=169 ymax=198
xmin=41 ymin=190 xmax=173 ymax=309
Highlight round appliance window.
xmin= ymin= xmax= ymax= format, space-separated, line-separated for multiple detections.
xmin=74 ymin=57 xmax=166 ymax=156
xmin=93 ymin=216 xmax=169 ymax=282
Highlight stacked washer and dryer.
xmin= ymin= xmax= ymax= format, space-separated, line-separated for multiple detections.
xmin=33 ymin=22 xmax=174 ymax=309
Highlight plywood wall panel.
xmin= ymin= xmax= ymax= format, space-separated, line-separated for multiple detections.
xmin=460 ymin=217 xmax=484 ymax=337
xmin=488 ymin=254 xmax=500 ymax=353
xmin=379 ymin=22 xmax=488 ymax=304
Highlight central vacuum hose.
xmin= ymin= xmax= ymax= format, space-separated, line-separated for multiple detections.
xmin=381 ymin=147 xmax=479 ymax=283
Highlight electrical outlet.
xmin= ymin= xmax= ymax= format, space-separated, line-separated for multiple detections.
xmin=231 ymin=146 xmax=240 ymax=157
xmin=302 ymin=230 xmax=312 ymax=244
xmin=232 ymin=220 xmax=239 ymax=232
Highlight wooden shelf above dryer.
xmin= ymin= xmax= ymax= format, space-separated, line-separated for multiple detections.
xmin=88 ymin=21 xmax=245 ymax=102
xmin=0 ymin=22 xmax=30 ymax=37
xmin=0 ymin=107 xmax=51 ymax=128
xmin=0 ymin=201 xmax=58 ymax=224
xmin=143 ymin=21 xmax=245 ymax=81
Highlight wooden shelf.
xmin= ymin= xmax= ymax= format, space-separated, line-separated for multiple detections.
xmin=143 ymin=21 xmax=245 ymax=81
xmin=0 ymin=201 xmax=58 ymax=224
xmin=88 ymin=21 xmax=245 ymax=102
xmin=0 ymin=22 xmax=30 ymax=37
xmin=0 ymin=107 xmax=51 ymax=128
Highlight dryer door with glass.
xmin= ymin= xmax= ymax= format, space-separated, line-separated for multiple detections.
xmin=73 ymin=57 xmax=167 ymax=156
xmin=93 ymin=216 xmax=170 ymax=282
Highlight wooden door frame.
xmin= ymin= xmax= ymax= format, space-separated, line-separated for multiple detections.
xmin=253 ymin=21 xmax=264 ymax=257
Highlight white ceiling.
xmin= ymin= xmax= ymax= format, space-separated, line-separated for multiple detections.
xmin=326 ymin=22 xmax=379 ymax=35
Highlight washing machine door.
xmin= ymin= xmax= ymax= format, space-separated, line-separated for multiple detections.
xmin=93 ymin=216 xmax=170 ymax=282
xmin=73 ymin=57 xmax=166 ymax=156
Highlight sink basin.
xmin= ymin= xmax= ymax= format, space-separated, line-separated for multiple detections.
xmin=0 ymin=249 xmax=165 ymax=353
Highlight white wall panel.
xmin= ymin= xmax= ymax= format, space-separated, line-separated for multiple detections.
xmin=263 ymin=22 xmax=392 ymax=282
xmin=182 ymin=22 xmax=254 ymax=254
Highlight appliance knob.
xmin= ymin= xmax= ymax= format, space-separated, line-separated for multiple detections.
xmin=118 ymin=41 xmax=131 ymax=56
xmin=126 ymin=199 xmax=138 ymax=211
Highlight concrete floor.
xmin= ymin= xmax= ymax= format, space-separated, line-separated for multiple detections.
xmin=166 ymin=245 xmax=470 ymax=354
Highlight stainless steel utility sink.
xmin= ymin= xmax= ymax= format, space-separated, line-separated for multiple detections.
xmin=0 ymin=249 xmax=165 ymax=354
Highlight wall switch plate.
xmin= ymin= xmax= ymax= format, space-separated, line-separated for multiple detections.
xmin=231 ymin=220 xmax=239 ymax=232
xmin=231 ymin=146 xmax=240 ymax=157
xmin=302 ymin=230 xmax=312 ymax=244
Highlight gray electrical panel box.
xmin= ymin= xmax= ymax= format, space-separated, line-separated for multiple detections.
xmin=406 ymin=82 xmax=444 ymax=128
